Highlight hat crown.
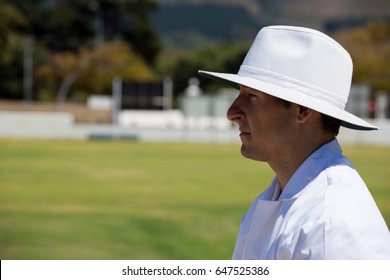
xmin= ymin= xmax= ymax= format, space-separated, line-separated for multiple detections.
xmin=240 ymin=26 xmax=353 ymax=109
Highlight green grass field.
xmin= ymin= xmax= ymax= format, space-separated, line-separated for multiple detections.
xmin=0 ymin=139 xmax=389 ymax=259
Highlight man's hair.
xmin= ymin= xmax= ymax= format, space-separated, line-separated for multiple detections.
xmin=279 ymin=99 xmax=341 ymax=136
xmin=320 ymin=113 xmax=342 ymax=136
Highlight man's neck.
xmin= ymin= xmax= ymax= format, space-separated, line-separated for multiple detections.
xmin=270 ymin=137 xmax=335 ymax=191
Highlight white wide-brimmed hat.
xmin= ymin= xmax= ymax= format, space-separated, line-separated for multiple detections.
xmin=199 ymin=25 xmax=377 ymax=130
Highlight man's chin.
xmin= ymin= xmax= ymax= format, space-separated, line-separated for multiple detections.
xmin=240 ymin=145 xmax=252 ymax=159
xmin=240 ymin=145 xmax=264 ymax=162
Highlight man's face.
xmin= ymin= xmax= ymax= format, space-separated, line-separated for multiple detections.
xmin=227 ymin=86 xmax=296 ymax=162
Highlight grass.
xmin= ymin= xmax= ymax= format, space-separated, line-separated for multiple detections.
xmin=0 ymin=139 xmax=389 ymax=259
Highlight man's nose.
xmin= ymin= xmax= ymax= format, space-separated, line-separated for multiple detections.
xmin=227 ymin=97 xmax=244 ymax=122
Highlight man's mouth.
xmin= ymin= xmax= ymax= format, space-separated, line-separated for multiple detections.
xmin=239 ymin=129 xmax=250 ymax=137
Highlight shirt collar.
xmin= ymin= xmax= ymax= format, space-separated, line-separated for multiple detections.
xmin=275 ymin=138 xmax=348 ymax=201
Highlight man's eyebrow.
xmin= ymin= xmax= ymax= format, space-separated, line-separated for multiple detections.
xmin=241 ymin=86 xmax=263 ymax=96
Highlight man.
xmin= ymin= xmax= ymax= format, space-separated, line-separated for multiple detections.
xmin=199 ymin=25 xmax=390 ymax=259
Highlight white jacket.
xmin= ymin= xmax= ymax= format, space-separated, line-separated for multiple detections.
xmin=233 ymin=139 xmax=390 ymax=259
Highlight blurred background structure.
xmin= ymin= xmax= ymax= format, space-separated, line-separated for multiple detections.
xmin=0 ymin=0 xmax=389 ymax=143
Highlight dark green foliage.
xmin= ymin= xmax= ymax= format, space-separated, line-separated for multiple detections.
xmin=0 ymin=0 xmax=161 ymax=100
xmin=11 ymin=0 xmax=161 ymax=64
xmin=159 ymin=43 xmax=249 ymax=98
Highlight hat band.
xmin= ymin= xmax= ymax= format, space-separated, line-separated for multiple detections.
xmin=238 ymin=65 xmax=347 ymax=110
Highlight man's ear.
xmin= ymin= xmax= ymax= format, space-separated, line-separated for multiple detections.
xmin=297 ymin=106 xmax=314 ymax=123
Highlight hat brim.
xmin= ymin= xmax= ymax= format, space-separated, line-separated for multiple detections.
xmin=199 ymin=70 xmax=377 ymax=131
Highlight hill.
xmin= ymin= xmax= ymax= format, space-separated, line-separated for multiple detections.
xmin=151 ymin=3 xmax=260 ymax=50
xmin=152 ymin=0 xmax=390 ymax=50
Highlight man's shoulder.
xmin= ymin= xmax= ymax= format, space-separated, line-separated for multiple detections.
xmin=276 ymin=217 xmax=390 ymax=259
xmin=282 ymin=163 xmax=382 ymax=236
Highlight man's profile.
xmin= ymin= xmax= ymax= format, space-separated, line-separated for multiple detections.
xmin=199 ymin=25 xmax=390 ymax=259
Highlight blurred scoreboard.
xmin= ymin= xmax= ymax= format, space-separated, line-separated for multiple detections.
xmin=121 ymin=81 xmax=165 ymax=110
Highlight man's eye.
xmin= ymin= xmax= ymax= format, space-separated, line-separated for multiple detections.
xmin=248 ymin=93 xmax=257 ymax=98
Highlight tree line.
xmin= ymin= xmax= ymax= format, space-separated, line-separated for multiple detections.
xmin=0 ymin=0 xmax=161 ymax=101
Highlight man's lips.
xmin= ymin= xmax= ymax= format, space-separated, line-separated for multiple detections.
xmin=239 ymin=129 xmax=250 ymax=137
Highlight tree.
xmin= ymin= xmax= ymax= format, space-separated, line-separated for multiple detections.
xmin=158 ymin=43 xmax=249 ymax=98
xmin=332 ymin=21 xmax=390 ymax=94
xmin=0 ymin=0 xmax=27 ymax=99
xmin=36 ymin=41 xmax=157 ymax=101
xmin=12 ymin=0 xmax=161 ymax=64
xmin=76 ymin=41 xmax=157 ymax=94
